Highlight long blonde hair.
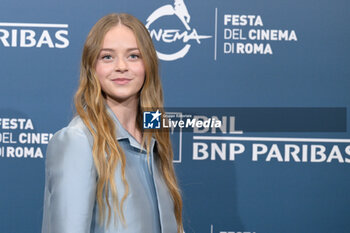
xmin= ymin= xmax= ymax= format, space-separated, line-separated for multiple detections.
xmin=74 ymin=13 xmax=183 ymax=232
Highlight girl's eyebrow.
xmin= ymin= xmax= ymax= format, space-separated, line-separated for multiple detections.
xmin=100 ymin=48 xmax=114 ymax=52
xmin=100 ymin=48 xmax=139 ymax=52
xmin=126 ymin=48 xmax=139 ymax=52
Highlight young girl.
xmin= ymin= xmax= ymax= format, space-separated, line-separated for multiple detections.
xmin=41 ymin=13 xmax=183 ymax=233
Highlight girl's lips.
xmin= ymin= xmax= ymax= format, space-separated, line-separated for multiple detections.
xmin=112 ymin=78 xmax=131 ymax=85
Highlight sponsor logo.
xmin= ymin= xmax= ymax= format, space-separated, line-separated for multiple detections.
xmin=191 ymin=108 xmax=350 ymax=164
xmin=146 ymin=0 xmax=211 ymax=61
xmin=0 ymin=22 xmax=69 ymax=48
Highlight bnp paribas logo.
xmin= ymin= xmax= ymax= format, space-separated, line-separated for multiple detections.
xmin=145 ymin=0 xmax=212 ymax=61
xmin=0 ymin=22 xmax=69 ymax=48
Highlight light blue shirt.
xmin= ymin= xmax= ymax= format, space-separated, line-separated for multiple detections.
xmin=41 ymin=105 xmax=177 ymax=233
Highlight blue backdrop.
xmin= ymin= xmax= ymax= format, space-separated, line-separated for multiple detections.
xmin=1 ymin=0 xmax=349 ymax=233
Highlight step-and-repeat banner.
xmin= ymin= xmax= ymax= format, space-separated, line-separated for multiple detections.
xmin=1 ymin=0 xmax=349 ymax=232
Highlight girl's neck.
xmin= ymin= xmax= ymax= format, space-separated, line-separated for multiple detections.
xmin=106 ymin=96 xmax=142 ymax=144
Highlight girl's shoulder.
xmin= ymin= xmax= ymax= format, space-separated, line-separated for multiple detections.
xmin=51 ymin=115 xmax=93 ymax=146
xmin=45 ymin=115 xmax=95 ymax=172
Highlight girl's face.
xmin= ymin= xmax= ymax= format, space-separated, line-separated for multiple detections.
xmin=95 ymin=24 xmax=145 ymax=104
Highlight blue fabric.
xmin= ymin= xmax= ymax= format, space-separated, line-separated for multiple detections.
xmin=41 ymin=105 xmax=177 ymax=233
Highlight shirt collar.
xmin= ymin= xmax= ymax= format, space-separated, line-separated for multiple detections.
xmin=105 ymin=103 xmax=155 ymax=152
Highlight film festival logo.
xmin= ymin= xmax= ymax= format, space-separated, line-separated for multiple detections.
xmin=146 ymin=0 xmax=212 ymax=61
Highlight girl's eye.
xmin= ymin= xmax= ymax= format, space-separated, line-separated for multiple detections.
xmin=102 ymin=55 xmax=112 ymax=60
xmin=129 ymin=54 xmax=140 ymax=60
